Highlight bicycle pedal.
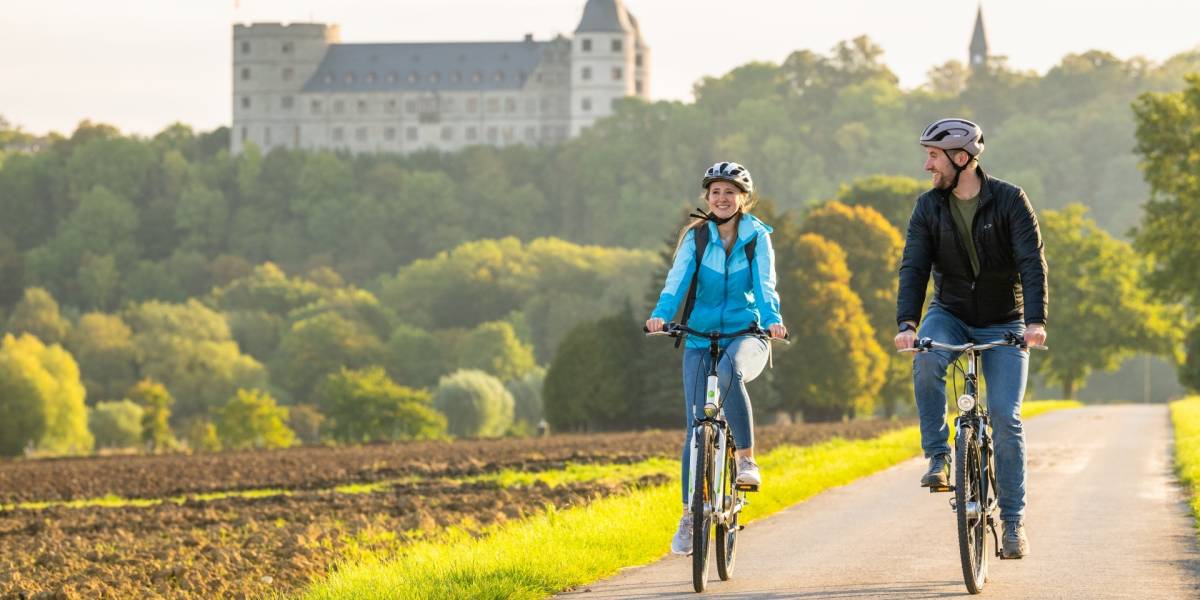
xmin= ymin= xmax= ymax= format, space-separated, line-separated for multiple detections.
xmin=734 ymin=483 xmax=759 ymax=492
xmin=928 ymin=485 xmax=954 ymax=493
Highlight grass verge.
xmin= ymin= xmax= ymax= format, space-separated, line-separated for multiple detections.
xmin=299 ymin=400 xmax=1080 ymax=599
xmin=1170 ymin=396 xmax=1200 ymax=537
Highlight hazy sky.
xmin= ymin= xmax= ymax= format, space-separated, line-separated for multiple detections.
xmin=3 ymin=0 xmax=1199 ymax=137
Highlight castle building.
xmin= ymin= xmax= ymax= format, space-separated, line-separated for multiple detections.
xmin=970 ymin=6 xmax=989 ymax=71
xmin=231 ymin=0 xmax=649 ymax=155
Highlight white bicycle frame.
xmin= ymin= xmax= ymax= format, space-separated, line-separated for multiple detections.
xmin=686 ymin=373 xmax=735 ymax=522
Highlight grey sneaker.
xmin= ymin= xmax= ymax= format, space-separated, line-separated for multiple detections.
xmin=920 ymin=453 xmax=951 ymax=488
xmin=1001 ymin=521 xmax=1029 ymax=558
xmin=736 ymin=457 xmax=762 ymax=487
xmin=670 ymin=511 xmax=693 ymax=555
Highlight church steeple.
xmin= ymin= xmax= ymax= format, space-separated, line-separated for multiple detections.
xmin=970 ymin=5 xmax=989 ymax=70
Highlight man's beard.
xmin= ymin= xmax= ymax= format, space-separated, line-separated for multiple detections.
xmin=932 ymin=169 xmax=953 ymax=190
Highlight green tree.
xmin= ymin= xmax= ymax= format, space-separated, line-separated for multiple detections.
xmin=833 ymin=174 xmax=925 ymax=231
xmin=68 ymin=312 xmax=137 ymax=403
xmin=125 ymin=300 xmax=267 ymax=419
xmin=506 ymin=366 xmax=546 ymax=427
xmin=0 ymin=333 xmax=94 ymax=456
xmin=89 ymin=400 xmax=145 ymax=449
xmin=317 ymin=367 xmax=446 ymax=443
xmin=181 ymin=417 xmax=222 ymax=452
xmin=385 ymin=323 xmax=453 ymax=389
xmin=1038 ymin=205 xmax=1183 ymax=398
xmin=217 ymin=388 xmax=296 ymax=450
xmin=5 ymin=287 xmax=71 ymax=345
xmin=1182 ymin=324 xmax=1200 ymax=394
xmin=287 ymin=404 xmax=326 ymax=445
xmin=432 ymin=369 xmax=514 ymax=438
xmin=128 ymin=379 xmax=177 ymax=452
xmin=458 ymin=320 xmax=537 ymax=382
xmin=275 ymin=312 xmax=387 ymax=404
xmin=774 ymin=234 xmax=886 ymax=420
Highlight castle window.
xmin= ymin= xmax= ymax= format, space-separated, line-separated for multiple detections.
xmin=612 ymin=67 xmax=622 ymax=81
xmin=334 ymin=99 xmax=345 ymax=114
xmin=281 ymin=96 xmax=294 ymax=109
xmin=241 ymin=68 xmax=251 ymax=81
xmin=357 ymin=99 xmax=367 ymax=113
xmin=310 ymin=99 xmax=322 ymax=114
xmin=582 ymin=67 xmax=592 ymax=81
xmin=581 ymin=38 xmax=592 ymax=52
xmin=467 ymin=98 xmax=478 ymax=113
xmin=505 ymin=98 xmax=516 ymax=113
xmin=283 ymin=67 xmax=294 ymax=81
xmin=385 ymin=99 xmax=397 ymax=113
xmin=441 ymin=126 xmax=453 ymax=141
xmin=241 ymin=41 xmax=250 ymax=54
xmin=366 ymin=72 xmax=377 ymax=83
xmin=241 ymin=96 xmax=251 ymax=109
xmin=355 ymin=127 xmax=367 ymax=142
xmin=581 ymin=97 xmax=592 ymax=112
xmin=636 ymin=53 xmax=643 ymax=67
xmin=472 ymin=71 xmax=483 ymax=83
xmin=466 ymin=126 xmax=478 ymax=141
xmin=384 ymin=127 xmax=396 ymax=141
xmin=344 ymin=73 xmax=355 ymax=84
xmin=406 ymin=127 xmax=418 ymax=141
xmin=282 ymin=41 xmax=293 ymax=54
xmin=493 ymin=70 xmax=505 ymax=82
xmin=332 ymin=127 xmax=344 ymax=142
xmin=612 ymin=39 xmax=623 ymax=52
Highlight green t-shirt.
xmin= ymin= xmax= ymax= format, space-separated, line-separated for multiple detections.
xmin=949 ymin=194 xmax=981 ymax=276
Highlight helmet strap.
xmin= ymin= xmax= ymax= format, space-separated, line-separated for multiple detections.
xmin=689 ymin=207 xmax=738 ymax=225
xmin=943 ymin=149 xmax=972 ymax=193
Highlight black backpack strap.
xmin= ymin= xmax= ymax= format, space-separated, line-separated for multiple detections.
xmin=677 ymin=224 xmax=709 ymax=348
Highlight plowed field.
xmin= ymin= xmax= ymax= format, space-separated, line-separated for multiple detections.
xmin=0 ymin=420 xmax=910 ymax=599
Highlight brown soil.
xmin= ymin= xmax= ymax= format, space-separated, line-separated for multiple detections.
xmin=0 ymin=419 xmax=912 ymax=599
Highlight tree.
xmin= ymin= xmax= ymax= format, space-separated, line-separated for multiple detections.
xmin=89 ymin=400 xmax=144 ymax=449
xmin=432 ymin=369 xmax=514 ymax=438
xmin=287 ymin=404 xmax=326 ymax=445
xmin=0 ymin=334 xmax=94 ymax=456
xmin=1182 ymin=324 xmax=1200 ymax=394
xmin=833 ymin=174 xmax=925 ymax=232
xmin=275 ymin=311 xmax=387 ymax=404
xmin=68 ymin=312 xmax=137 ymax=403
xmin=458 ymin=321 xmax=537 ymax=383
xmin=5 ymin=287 xmax=71 ymax=345
xmin=128 ymin=378 xmax=177 ymax=452
xmin=773 ymin=234 xmax=886 ymax=420
xmin=1037 ymin=206 xmax=1183 ymax=398
xmin=385 ymin=323 xmax=454 ymax=389
xmin=217 ymin=388 xmax=296 ymax=450
xmin=1132 ymin=74 xmax=1200 ymax=307
xmin=506 ymin=366 xmax=546 ymax=428
xmin=318 ymin=367 xmax=446 ymax=443
xmin=181 ymin=417 xmax=222 ymax=452
xmin=125 ymin=299 xmax=268 ymax=419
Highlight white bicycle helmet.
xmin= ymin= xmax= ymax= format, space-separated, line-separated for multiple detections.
xmin=702 ymin=161 xmax=754 ymax=195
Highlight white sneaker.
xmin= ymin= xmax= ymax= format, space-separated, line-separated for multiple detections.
xmin=670 ymin=511 xmax=693 ymax=555
xmin=736 ymin=457 xmax=762 ymax=486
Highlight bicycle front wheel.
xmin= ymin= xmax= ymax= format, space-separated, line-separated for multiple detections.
xmin=691 ymin=423 xmax=715 ymax=593
xmin=714 ymin=436 xmax=738 ymax=581
xmin=955 ymin=423 xmax=988 ymax=594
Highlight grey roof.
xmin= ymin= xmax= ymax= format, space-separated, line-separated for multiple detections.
xmin=575 ymin=0 xmax=634 ymax=33
xmin=301 ymin=41 xmax=548 ymax=93
xmin=970 ymin=6 xmax=988 ymax=54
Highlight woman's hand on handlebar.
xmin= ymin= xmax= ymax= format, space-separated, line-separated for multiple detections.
xmin=645 ymin=317 xmax=665 ymax=333
xmin=767 ymin=323 xmax=787 ymax=340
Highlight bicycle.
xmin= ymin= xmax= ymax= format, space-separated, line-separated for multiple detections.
xmin=646 ymin=321 xmax=787 ymax=593
xmin=900 ymin=331 xmax=1045 ymax=594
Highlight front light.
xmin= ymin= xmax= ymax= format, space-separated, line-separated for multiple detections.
xmin=956 ymin=394 xmax=977 ymax=412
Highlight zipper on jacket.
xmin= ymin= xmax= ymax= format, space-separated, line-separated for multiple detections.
xmin=943 ymin=192 xmax=979 ymax=323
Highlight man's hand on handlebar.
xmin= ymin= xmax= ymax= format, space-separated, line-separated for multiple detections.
xmin=894 ymin=322 xmax=918 ymax=351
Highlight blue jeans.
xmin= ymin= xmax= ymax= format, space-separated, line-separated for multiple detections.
xmin=679 ymin=336 xmax=769 ymax=504
xmin=914 ymin=304 xmax=1028 ymax=523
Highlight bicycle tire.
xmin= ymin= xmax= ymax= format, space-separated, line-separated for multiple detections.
xmin=715 ymin=436 xmax=738 ymax=581
xmin=691 ymin=423 xmax=714 ymax=592
xmin=955 ymin=423 xmax=987 ymax=594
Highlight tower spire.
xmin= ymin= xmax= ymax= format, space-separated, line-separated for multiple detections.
xmin=970 ymin=5 xmax=988 ymax=70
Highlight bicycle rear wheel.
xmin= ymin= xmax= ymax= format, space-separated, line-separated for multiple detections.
xmin=715 ymin=436 xmax=738 ymax=581
xmin=955 ymin=423 xmax=988 ymax=594
xmin=691 ymin=423 xmax=715 ymax=592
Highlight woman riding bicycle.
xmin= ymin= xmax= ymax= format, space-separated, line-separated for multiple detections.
xmin=644 ymin=161 xmax=787 ymax=555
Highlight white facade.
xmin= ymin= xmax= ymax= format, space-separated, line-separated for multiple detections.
xmin=231 ymin=0 xmax=650 ymax=155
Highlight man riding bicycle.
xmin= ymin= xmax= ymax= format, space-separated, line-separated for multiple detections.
xmin=894 ymin=118 xmax=1048 ymax=559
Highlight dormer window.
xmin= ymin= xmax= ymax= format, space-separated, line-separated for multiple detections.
xmin=344 ymin=73 xmax=355 ymax=84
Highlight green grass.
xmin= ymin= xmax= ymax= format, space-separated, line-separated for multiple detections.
xmin=298 ymin=400 xmax=1080 ymax=599
xmin=1170 ymin=396 xmax=1200 ymax=537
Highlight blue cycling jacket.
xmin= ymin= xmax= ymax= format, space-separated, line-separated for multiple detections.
xmin=650 ymin=214 xmax=783 ymax=349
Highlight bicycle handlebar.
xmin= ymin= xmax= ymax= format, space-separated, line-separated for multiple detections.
xmin=644 ymin=321 xmax=790 ymax=344
xmin=898 ymin=331 xmax=1046 ymax=353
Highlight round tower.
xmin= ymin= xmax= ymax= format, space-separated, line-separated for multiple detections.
xmin=569 ymin=0 xmax=638 ymax=136
xmin=232 ymin=22 xmax=339 ymax=154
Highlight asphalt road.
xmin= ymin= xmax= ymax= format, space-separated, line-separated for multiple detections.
xmin=561 ymin=405 xmax=1200 ymax=599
